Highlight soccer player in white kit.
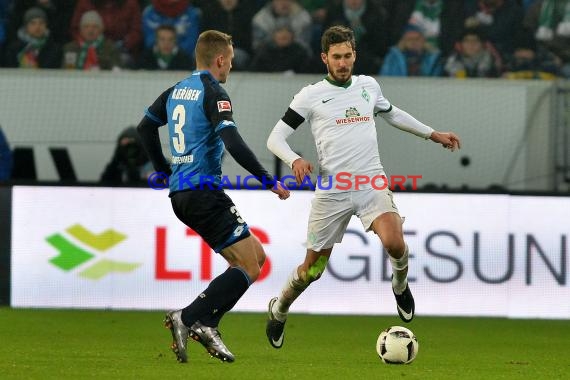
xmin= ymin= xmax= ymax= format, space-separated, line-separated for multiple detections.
xmin=265 ymin=25 xmax=461 ymax=349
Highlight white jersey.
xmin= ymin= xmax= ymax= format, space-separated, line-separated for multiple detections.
xmin=289 ymin=75 xmax=391 ymax=193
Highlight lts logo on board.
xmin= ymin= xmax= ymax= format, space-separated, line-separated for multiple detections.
xmin=46 ymin=224 xmax=140 ymax=280
xmin=45 ymin=224 xmax=273 ymax=282
xmin=154 ymin=226 xmax=272 ymax=282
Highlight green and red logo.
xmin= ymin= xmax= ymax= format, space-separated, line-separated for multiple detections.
xmin=46 ymin=224 xmax=141 ymax=280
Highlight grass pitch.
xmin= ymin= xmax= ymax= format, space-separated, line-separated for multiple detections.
xmin=0 ymin=308 xmax=568 ymax=379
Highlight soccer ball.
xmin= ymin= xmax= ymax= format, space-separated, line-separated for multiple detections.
xmin=376 ymin=326 xmax=419 ymax=364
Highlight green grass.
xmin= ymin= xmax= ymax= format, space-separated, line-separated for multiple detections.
xmin=0 ymin=308 xmax=569 ymax=379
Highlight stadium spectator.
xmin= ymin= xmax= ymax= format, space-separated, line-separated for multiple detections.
xmin=3 ymin=6 xmax=62 ymax=68
xmin=380 ymin=24 xmax=442 ymax=77
xmin=70 ymin=0 xmax=142 ymax=67
xmin=407 ymin=0 xmax=443 ymax=49
xmin=323 ymin=0 xmax=389 ymax=74
xmin=249 ymin=24 xmax=310 ymax=73
xmin=502 ymin=27 xmax=562 ymax=79
xmin=408 ymin=0 xmax=465 ymax=55
xmin=141 ymin=0 xmax=200 ymax=61
xmin=136 ymin=24 xmax=193 ymax=70
xmin=6 ymin=0 xmax=75 ymax=45
xmin=0 ymin=125 xmax=12 ymax=181
xmin=464 ymin=0 xmax=524 ymax=60
xmin=252 ymin=0 xmax=312 ymax=56
xmin=200 ymin=0 xmax=256 ymax=71
xmin=523 ymin=0 xmax=570 ymax=79
xmin=444 ymin=28 xmax=501 ymax=78
xmin=299 ymin=0 xmax=327 ymax=54
xmin=100 ymin=126 xmax=152 ymax=184
xmin=533 ymin=0 xmax=570 ymax=43
xmin=380 ymin=0 xmax=465 ymax=59
xmin=299 ymin=0 xmax=326 ymax=27
xmin=62 ymin=10 xmax=122 ymax=70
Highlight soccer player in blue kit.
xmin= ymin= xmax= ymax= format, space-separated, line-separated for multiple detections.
xmin=136 ymin=30 xmax=289 ymax=363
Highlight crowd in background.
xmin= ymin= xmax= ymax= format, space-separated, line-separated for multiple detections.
xmin=0 ymin=0 xmax=569 ymax=79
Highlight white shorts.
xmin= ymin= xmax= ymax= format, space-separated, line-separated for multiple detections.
xmin=306 ymin=188 xmax=400 ymax=251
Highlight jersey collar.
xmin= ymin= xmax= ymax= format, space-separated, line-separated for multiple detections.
xmin=325 ymin=76 xmax=352 ymax=88
xmin=192 ymin=70 xmax=218 ymax=83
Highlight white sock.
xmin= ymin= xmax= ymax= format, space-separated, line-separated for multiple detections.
xmin=390 ymin=244 xmax=409 ymax=295
xmin=272 ymin=302 xmax=288 ymax=322
xmin=272 ymin=268 xmax=310 ymax=322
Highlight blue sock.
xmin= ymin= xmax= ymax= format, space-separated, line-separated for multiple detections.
xmin=181 ymin=267 xmax=250 ymax=328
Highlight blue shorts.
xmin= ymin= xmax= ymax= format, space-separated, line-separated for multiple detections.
xmin=170 ymin=189 xmax=250 ymax=252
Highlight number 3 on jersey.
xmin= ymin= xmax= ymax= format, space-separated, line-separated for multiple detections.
xmin=172 ymin=104 xmax=186 ymax=153
xmin=230 ymin=206 xmax=245 ymax=237
xmin=230 ymin=206 xmax=245 ymax=224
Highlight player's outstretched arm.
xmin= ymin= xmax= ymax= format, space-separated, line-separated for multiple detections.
xmin=380 ymin=106 xmax=461 ymax=151
xmin=219 ymin=127 xmax=289 ymax=200
xmin=428 ymin=131 xmax=461 ymax=152
xmin=271 ymin=181 xmax=290 ymax=200
xmin=379 ymin=105 xmax=434 ymax=139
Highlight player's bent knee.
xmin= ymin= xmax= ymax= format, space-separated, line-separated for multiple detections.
xmin=247 ymin=265 xmax=261 ymax=282
xmin=223 ymin=236 xmax=263 ymax=282
xmin=239 ymin=259 xmax=260 ymax=282
xmin=382 ymin=238 xmax=406 ymax=258
xmin=243 ymin=254 xmax=262 ymax=282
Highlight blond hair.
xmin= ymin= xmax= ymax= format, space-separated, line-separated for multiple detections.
xmin=195 ymin=30 xmax=233 ymax=68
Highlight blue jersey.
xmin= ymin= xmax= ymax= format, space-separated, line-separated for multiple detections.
xmin=141 ymin=5 xmax=201 ymax=57
xmin=144 ymin=70 xmax=236 ymax=194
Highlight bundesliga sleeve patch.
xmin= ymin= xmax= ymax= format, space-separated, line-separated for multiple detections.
xmin=217 ymin=100 xmax=232 ymax=112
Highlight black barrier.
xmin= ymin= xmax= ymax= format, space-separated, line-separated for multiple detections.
xmin=0 ymin=185 xmax=11 ymax=305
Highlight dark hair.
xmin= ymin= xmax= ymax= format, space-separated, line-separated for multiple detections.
xmin=321 ymin=25 xmax=355 ymax=54
xmin=195 ymin=30 xmax=233 ymax=67
xmin=513 ymin=28 xmax=537 ymax=51
xmin=155 ymin=24 xmax=177 ymax=36
xmin=461 ymin=27 xmax=486 ymax=42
